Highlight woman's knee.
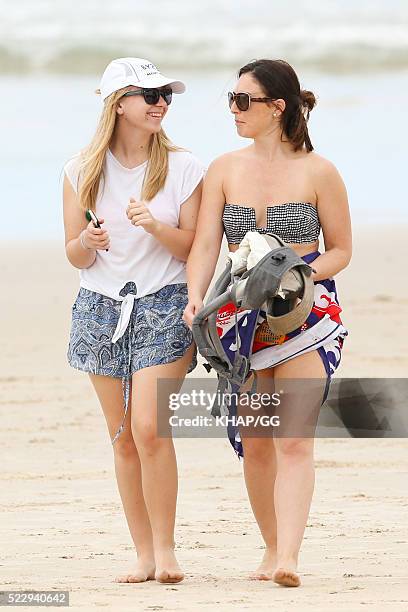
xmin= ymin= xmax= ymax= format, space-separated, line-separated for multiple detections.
xmin=132 ymin=421 xmax=170 ymax=457
xmin=112 ymin=434 xmax=139 ymax=461
xmin=273 ymin=437 xmax=314 ymax=459
xmin=241 ymin=436 xmax=275 ymax=463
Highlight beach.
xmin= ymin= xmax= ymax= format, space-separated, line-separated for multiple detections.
xmin=2 ymin=0 xmax=408 ymax=607
xmin=1 ymin=226 xmax=407 ymax=610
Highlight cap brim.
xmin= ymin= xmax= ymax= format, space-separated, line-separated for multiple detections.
xmin=137 ymin=75 xmax=186 ymax=93
xmin=266 ymin=273 xmax=314 ymax=335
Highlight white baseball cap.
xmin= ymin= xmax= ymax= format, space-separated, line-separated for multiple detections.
xmin=98 ymin=57 xmax=186 ymax=101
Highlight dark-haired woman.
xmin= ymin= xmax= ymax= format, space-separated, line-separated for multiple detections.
xmin=183 ymin=59 xmax=351 ymax=587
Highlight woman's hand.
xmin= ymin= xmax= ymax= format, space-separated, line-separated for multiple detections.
xmin=183 ymin=298 xmax=204 ymax=329
xmin=127 ymin=198 xmax=160 ymax=234
xmin=82 ymin=218 xmax=110 ymax=250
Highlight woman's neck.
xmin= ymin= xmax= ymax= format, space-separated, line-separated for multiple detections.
xmin=252 ymin=131 xmax=294 ymax=162
xmin=109 ymin=126 xmax=152 ymax=168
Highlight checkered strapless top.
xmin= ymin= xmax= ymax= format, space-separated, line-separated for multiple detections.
xmin=222 ymin=202 xmax=321 ymax=245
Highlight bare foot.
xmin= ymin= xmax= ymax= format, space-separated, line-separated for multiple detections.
xmin=155 ymin=549 xmax=184 ymax=584
xmin=272 ymin=565 xmax=301 ymax=587
xmin=249 ymin=548 xmax=277 ymax=580
xmin=115 ymin=558 xmax=156 ymax=583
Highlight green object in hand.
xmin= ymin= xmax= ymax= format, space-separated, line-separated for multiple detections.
xmin=85 ymin=209 xmax=101 ymax=228
xmin=84 ymin=208 xmax=108 ymax=251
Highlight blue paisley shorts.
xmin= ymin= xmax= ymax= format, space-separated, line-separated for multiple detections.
xmin=67 ymin=282 xmax=197 ymax=378
xmin=67 ymin=282 xmax=197 ymax=444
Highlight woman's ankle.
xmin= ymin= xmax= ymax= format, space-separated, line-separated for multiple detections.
xmin=136 ymin=550 xmax=155 ymax=563
xmin=276 ymin=553 xmax=298 ymax=568
xmin=153 ymin=539 xmax=176 ymax=552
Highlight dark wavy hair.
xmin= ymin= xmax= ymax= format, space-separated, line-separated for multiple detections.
xmin=238 ymin=59 xmax=316 ymax=152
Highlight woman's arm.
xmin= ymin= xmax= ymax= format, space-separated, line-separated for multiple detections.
xmin=127 ymin=180 xmax=203 ymax=262
xmin=183 ymin=158 xmax=226 ymax=326
xmin=63 ymin=175 xmax=110 ymax=269
xmin=311 ymin=157 xmax=352 ymax=281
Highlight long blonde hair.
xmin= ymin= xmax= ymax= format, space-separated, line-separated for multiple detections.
xmin=77 ymin=86 xmax=184 ymax=211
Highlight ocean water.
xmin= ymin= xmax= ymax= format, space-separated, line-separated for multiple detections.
xmin=1 ymin=0 xmax=408 ymax=72
xmin=1 ymin=69 xmax=407 ymax=241
xmin=1 ymin=0 xmax=407 ymax=240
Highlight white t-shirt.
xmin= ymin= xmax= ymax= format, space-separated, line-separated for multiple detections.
xmin=64 ymin=148 xmax=206 ymax=301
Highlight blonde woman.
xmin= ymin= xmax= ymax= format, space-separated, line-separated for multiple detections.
xmin=63 ymin=58 xmax=205 ymax=584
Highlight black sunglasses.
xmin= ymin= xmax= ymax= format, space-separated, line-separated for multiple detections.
xmin=228 ymin=91 xmax=276 ymax=112
xmin=122 ymin=87 xmax=173 ymax=106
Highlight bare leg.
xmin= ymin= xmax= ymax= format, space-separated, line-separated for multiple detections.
xmin=271 ymin=350 xmax=327 ymax=587
xmin=89 ymin=374 xmax=155 ymax=582
xmin=239 ymin=371 xmax=278 ymax=580
xmin=131 ymin=343 xmax=195 ymax=584
xmin=243 ymin=438 xmax=278 ymax=580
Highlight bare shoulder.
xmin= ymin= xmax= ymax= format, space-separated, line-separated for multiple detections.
xmin=305 ymin=152 xmax=348 ymax=216
xmin=208 ymin=147 xmax=251 ymax=172
xmin=307 ymin=151 xmax=343 ymax=184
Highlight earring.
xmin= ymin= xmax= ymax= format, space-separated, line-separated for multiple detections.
xmin=273 ymin=112 xmax=277 ymax=117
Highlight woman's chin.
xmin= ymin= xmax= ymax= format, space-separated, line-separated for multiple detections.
xmin=236 ymin=125 xmax=253 ymax=139
xmin=143 ymin=123 xmax=163 ymax=135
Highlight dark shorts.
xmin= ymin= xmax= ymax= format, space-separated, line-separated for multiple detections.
xmin=67 ymin=282 xmax=197 ymax=377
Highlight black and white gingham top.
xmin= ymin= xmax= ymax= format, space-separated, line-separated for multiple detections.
xmin=222 ymin=202 xmax=321 ymax=244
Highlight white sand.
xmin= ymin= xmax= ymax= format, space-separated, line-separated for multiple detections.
xmin=1 ymin=226 xmax=407 ymax=610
